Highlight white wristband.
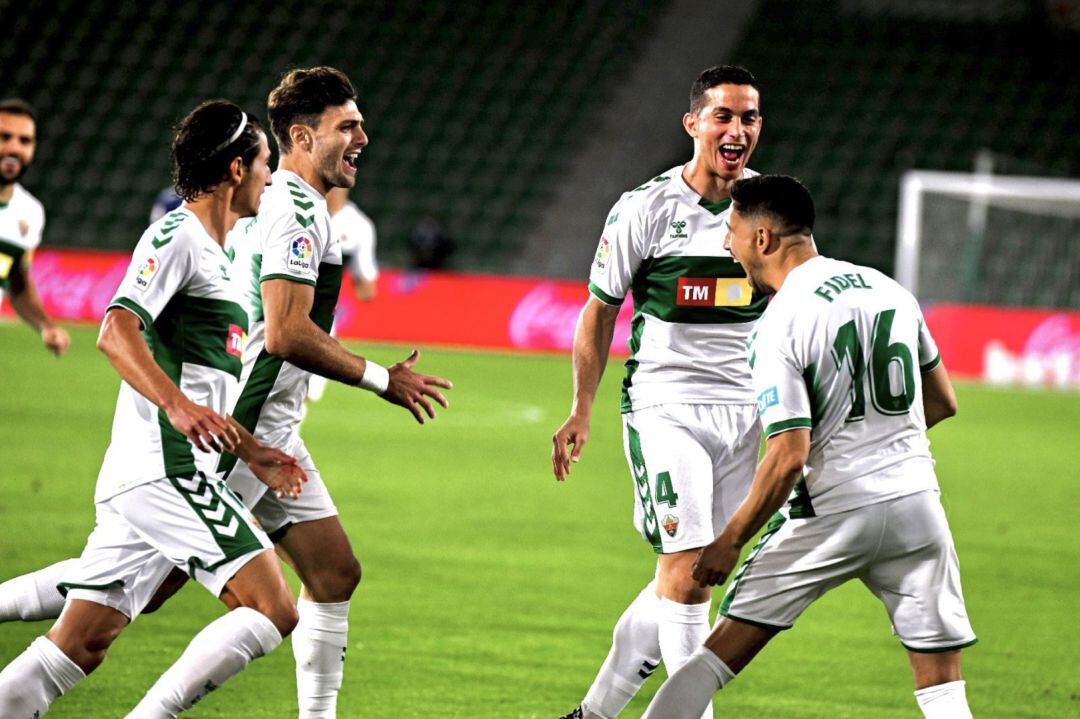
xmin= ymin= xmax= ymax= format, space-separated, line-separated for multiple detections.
xmin=358 ymin=360 xmax=390 ymax=394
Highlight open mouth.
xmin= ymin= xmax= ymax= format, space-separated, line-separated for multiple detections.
xmin=343 ymin=150 xmax=360 ymax=170
xmin=719 ymin=144 xmax=745 ymax=166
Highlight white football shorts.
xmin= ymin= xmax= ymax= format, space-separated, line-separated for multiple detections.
xmin=719 ymin=489 xmax=977 ymax=652
xmin=225 ymin=437 xmax=338 ymax=536
xmin=623 ymin=403 xmax=760 ymax=554
xmin=60 ymin=472 xmax=271 ymax=619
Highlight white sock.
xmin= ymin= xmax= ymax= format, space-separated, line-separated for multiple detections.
xmin=0 ymin=559 xmax=79 ymax=622
xmin=580 ymin=581 xmax=663 ymax=719
xmin=0 ymin=636 xmax=86 ymax=716
xmin=640 ymin=647 xmax=734 ymax=719
xmin=915 ymin=680 xmax=972 ymax=718
xmin=657 ymin=596 xmax=713 ymax=719
xmin=292 ymin=598 xmax=350 ymax=719
xmin=125 ymin=607 xmax=282 ymax=718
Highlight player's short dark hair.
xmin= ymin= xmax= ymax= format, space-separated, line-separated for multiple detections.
xmin=690 ymin=65 xmax=758 ymax=114
xmin=268 ymin=66 xmax=356 ymax=153
xmin=0 ymin=98 xmax=37 ymax=122
xmin=731 ymin=174 xmax=815 ymax=235
xmin=171 ymin=100 xmax=264 ymax=203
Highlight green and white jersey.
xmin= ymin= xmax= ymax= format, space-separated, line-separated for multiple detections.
xmin=96 ymin=207 xmax=248 ymax=502
xmin=0 ymin=183 xmax=45 ymax=303
xmin=588 ymin=166 xmax=766 ymax=413
xmin=751 ymin=256 xmax=942 ymax=518
xmin=220 ymin=170 xmax=343 ymax=472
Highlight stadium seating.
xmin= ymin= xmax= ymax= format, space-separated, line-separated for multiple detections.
xmin=0 ymin=0 xmax=666 ymax=271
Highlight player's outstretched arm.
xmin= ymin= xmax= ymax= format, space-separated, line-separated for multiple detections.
xmin=225 ymin=416 xmax=307 ymax=499
xmin=261 ymin=279 xmax=452 ymax=422
xmin=693 ymin=429 xmax=810 ymax=588
xmin=97 ymin=308 xmax=237 ymax=453
xmin=922 ymin=362 xmax=958 ymax=430
xmin=7 ymin=265 xmax=69 ymax=356
xmin=551 ymin=296 xmax=620 ymax=481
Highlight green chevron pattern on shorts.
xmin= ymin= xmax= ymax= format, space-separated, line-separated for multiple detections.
xmin=169 ymin=473 xmax=262 ymax=560
xmin=719 ymin=511 xmax=787 ymax=616
xmin=627 ymin=422 xmax=663 ymax=553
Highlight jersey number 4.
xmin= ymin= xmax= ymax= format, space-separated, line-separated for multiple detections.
xmin=830 ymin=309 xmax=916 ymax=421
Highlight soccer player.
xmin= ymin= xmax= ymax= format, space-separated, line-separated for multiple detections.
xmin=0 ymin=100 xmax=307 ymax=717
xmin=641 ymin=175 xmax=976 ymax=719
xmin=132 ymin=67 xmax=452 ymax=719
xmin=306 ymin=185 xmax=378 ymax=403
xmin=551 ymin=66 xmax=766 ymax=719
xmin=0 ymin=98 xmax=70 ymax=356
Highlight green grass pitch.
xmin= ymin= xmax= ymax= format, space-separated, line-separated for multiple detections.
xmin=1 ymin=322 xmax=1078 ymax=718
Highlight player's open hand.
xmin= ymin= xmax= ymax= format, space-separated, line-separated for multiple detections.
xmin=552 ymin=413 xmax=590 ymax=481
xmin=247 ymin=446 xmax=308 ymax=500
xmin=692 ymin=538 xmax=741 ymax=588
xmin=380 ymin=349 xmax=453 ymax=424
xmin=165 ymin=397 xmax=239 ymax=453
xmin=41 ymin=325 xmax=70 ymax=356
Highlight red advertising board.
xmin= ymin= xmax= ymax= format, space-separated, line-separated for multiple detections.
xmin=4 ymin=248 xmax=1077 ymax=390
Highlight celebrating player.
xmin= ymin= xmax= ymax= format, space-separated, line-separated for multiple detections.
xmin=0 ymin=100 xmax=307 ymax=717
xmin=551 ymin=66 xmax=765 ymax=719
xmin=0 ymin=98 xmax=70 ymax=356
xmin=641 ymin=175 xmax=976 ymax=719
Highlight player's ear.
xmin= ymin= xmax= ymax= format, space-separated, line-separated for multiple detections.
xmin=228 ymin=156 xmax=244 ymax=185
xmin=290 ymin=124 xmax=312 ymax=152
xmin=682 ymin=112 xmax=698 ymax=138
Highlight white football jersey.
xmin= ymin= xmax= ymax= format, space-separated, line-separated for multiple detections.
xmin=0 ymin=183 xmax=45 ymax=303
xmin=751 ymin=255 xmax=942 ymax=517
xmin=220 ymin=170 xmax=342 ymax=474
xmin=97 ymin=207 xmax=249 ymax=502
xmin=588 ymin=166 xmax=765 ymax=412
xmin=333 ymin=200 xmax=378 ymax=282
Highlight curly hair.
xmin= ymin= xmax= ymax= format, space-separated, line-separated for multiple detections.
xmin=171 ymin=100 xmax=264 ymax=202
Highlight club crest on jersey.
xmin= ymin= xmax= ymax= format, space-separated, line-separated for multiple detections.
xmin=662 ymin=514 xmax=679 ymax=537
xmin=135 ymin=256 xmax=160 ymax=290
xmin=287 ymin=236 xmax=313 ymax=272
xmin=226 ymin=323 xmax=246 ymax=360
xmin=757 ymin=386 xmax=779 ymax=411
xmin=594 ymin=237 xmax=611 ymax=269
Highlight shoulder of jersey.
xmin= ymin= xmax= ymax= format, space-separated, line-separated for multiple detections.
xmin=612 ymin=168 xmax=682 ymax=218
xmin=141 ymin=208 xmax=197 ymax=252
xmin=14 ymin=184 xmax=45 ymax=223
xmin=265 ymin=174 xmax=326 ymax=235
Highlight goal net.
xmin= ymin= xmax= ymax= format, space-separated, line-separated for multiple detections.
xmin=895 ymin=170 xmax=1080 ymax=309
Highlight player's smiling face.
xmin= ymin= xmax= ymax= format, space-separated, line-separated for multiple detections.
xmin=310 ymin=100 xmax=367 ymax=191
xmin=686 ymin=84 xmax=761 ymax=180
xmin=0 ymin=112 xmax=36 ymax=186
xmin=234 ymin=131 xmax=273 ymax=217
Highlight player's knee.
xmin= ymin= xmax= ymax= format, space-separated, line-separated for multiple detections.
xmin=307 ymin=555 xmax=361 ymax=601
xmin=259 ymin=597 xmax=299 ymax=638
xmin=47 ymin=625 xmax=121 ymax=674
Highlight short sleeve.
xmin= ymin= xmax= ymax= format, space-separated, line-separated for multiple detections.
xmin=917 ymin=311 xmax=941 ymax=372
xmin=260 ymin=212 xmax=327 ymax=288
xmin=351 ymin=211 xmax=378 ymax=281
xmin=587 ymin=197 xmax=643 ymax=305
xmin=752 ymin=320 xmax=813 ymax=439
xmin=108 ymin=228 xmax=197 ymax=329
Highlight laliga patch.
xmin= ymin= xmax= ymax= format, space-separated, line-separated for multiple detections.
xmin=662 ymin=514 xmax=679 ymax=537
xmin=757 ymin=386 xmax=779 ymax=412
xmin=287 ymin=235 xmax=313 ymax=273
xmin=594 ymin=237 xmax=611 ymax=269
xmin=134 ymin=256 xmax=160 ymax=290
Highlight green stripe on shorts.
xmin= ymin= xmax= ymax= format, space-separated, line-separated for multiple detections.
xmin=168 ymin=473 xmax=262 ymax=562
xmin=718 ymin=511 xmax=787 ymax=617
xmin=626 ymin=422 xmax=663 ymax=553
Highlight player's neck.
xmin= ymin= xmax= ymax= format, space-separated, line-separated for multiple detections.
xmin=0 ymin=181 xmax=16 ymax=204
xmin=184 ymin=197 xmax=239 ymax=248
xmin=279 ymin=156 xmax=328 ymax=197
xmin=681 ymin=160 xmax=736 ymax=203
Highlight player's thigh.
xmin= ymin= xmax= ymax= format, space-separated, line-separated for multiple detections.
xmin=110 ymin=473 xmax=272 ymax=600
xmin=704 ymin=403 xmax=761 ymax=528
xmin=232 ymin=442 xmax=338 ymax=538
xmin=624 ymin=406 xmax=716 ymax=554
xmin=863 ymin=491 xmax=977 ymax=653
xmin=718 ymin=509 xmax=874 ymax=630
